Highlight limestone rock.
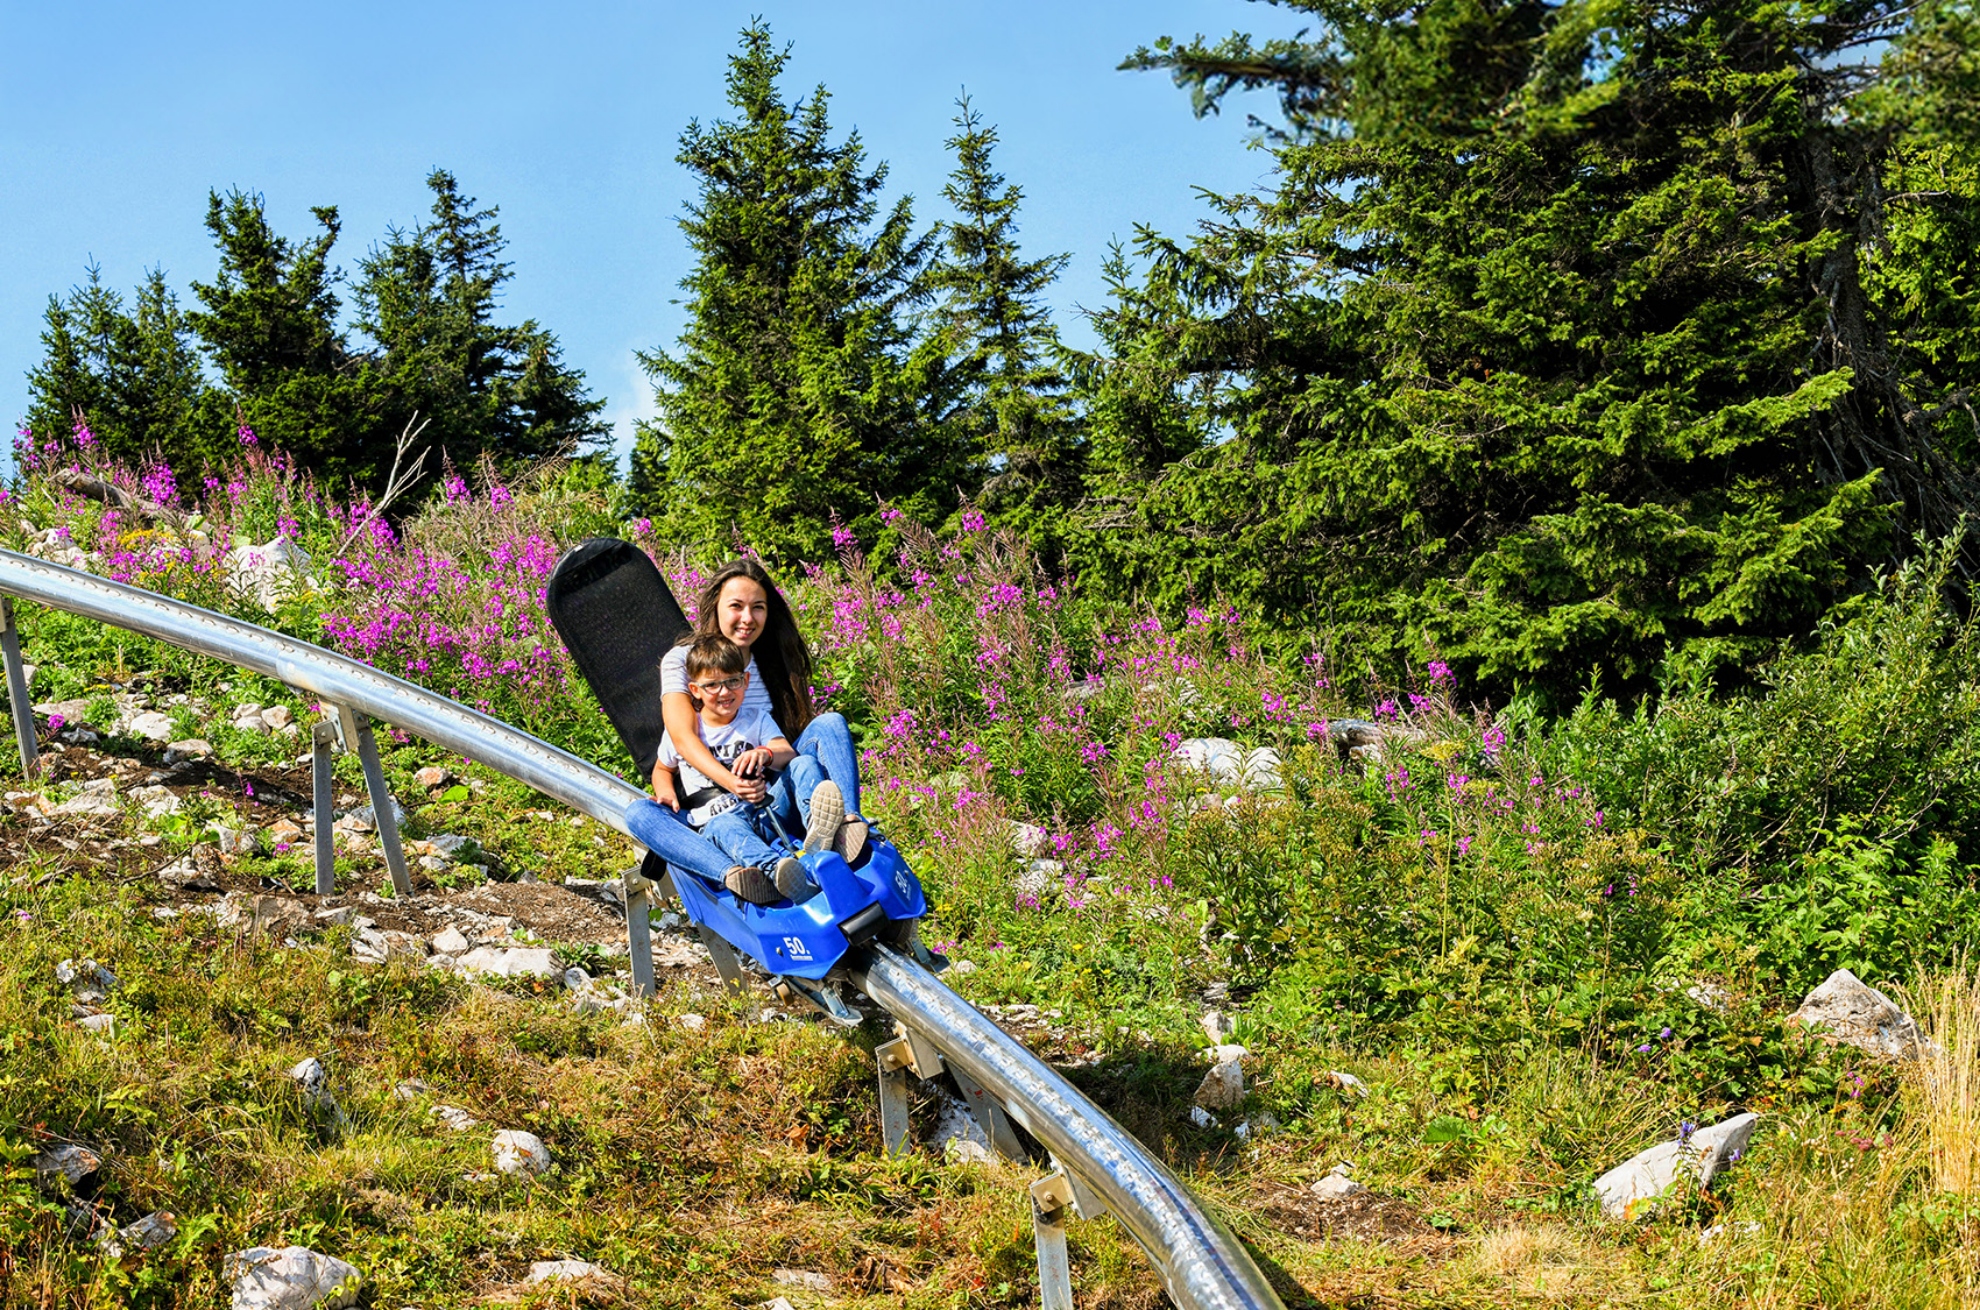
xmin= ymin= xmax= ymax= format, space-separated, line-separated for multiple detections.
xmin=78 ymin=1013 xmax=118 ymax=1035
xmin=133 ymin=784 xmax=181 ymax=818
xmin=33 ymin=1143 xmax=101 ymax=1195
xmin=350 ymin=928 xmax=426 ymax=966
xmin=97 ymin=1209 xmax=177 ymax=1258
xmin=1792 ymin=969 xmax=1932 ymax=1060
xmin=492 ymin=1129 xmax=550 ymax=1176
xmin=414 ymin=766 xmax=452 ymax=789
xmin=432 ymin=1105 xmax=480 ymax=1132
xmin=56 ymin=958 xmax=118 ymax=1004
xmin=55 ymin=778 xmax=120 ymax=816
xmin=223 ymin=536 xmax=315 ymax=611
xmin=222 ymin=1245 xmax=360 ymax=1310
xmin=431 ymin=926 xmax=470 ymax=955
xmin=1008 ymin=821 xmax=1052 ymax=859
xmin=525 ymin=1259 xmax=615 ymax=1284
xmin=678 ymin=1013 xmax=708 ymax=1033
xmin=124 ymin=711 xmax=175 ymax=742
xmin=455 ymin=946 xmax=557 ymax=979
xmin=1195 ymin=1054 xmax=1245 ymax=1111
xmin=262 ymin=706 xmax=295 ymax=730
xmin=772 ymin=1269 xmax=833 ymax=1292
xmin=1200 ymin=1009 xmax=1236 ymax=1044
xmin=1310 ymin=1163 xmax=1366 ymax=1200
xmin=1593 ymin=1113 xmax=1761 ymax=1220
xmin=932 ymin=1091 xmax=994 ymax=1165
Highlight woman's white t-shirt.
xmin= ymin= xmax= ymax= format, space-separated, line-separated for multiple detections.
xmin=659 ymin=643 xmax=775 ymax=716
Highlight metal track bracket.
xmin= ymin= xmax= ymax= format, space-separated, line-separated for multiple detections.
xmin=311 ymin=718 xmax=338 ymax=895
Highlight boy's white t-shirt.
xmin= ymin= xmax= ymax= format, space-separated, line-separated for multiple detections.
xmin=659 ymin=643 xmax=774 ymax=716
xmin=656 ymin=705 xmax=786 ymax=826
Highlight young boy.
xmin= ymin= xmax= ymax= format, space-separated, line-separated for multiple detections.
xmin=651 ymin=634 xmax=842 ymax=905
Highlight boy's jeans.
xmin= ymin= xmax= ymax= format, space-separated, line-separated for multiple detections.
xmin=702 ymin=802 xmax=784 ymax=868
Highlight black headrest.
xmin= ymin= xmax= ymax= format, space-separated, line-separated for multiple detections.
xmin=545 ymin=538 xmax=691 ymax=776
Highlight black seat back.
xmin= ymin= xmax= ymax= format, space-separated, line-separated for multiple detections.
xmin=544 ymin=537 xmax=692 ymax=777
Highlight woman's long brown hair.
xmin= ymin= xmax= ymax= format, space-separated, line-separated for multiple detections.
xmin=684 ymin=559 xmax=815 ymax=734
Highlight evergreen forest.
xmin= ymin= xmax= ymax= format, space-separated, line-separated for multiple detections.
xmin=25 ymin=2 xmax=1977 ymax=700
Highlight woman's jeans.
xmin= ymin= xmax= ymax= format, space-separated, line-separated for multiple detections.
xmin=793 ymin=711 xmax=863 ymax=818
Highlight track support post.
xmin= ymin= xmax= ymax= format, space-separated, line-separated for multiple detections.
xmin=311 ymin=718 xmax=338 ymax=895
xmin=333 ymin=704 xmax=412 ymax=897
xmin=876 ymin=1036 xmax=914 ymax=1157
xmin=0 ymin=599 xmax=37 ymax=782
xmin=1029 ymin=1173 xmax=1076 ymax=1310
xmin=624 ymin=854 xmax=659 ymax=999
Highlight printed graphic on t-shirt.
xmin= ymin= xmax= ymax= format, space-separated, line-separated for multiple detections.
xmin=656 ymin=706 xmax=785 ymax=826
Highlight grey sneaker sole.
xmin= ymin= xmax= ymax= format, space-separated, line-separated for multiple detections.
xmin=773 ymin=855 xmax=812 ymax=901
xmin=723 ymin=864 xmax=780 ymax=905
xmin=835 ymin=818 xmax=869 ymax=865
xmin=802 ymin=780 xmax=845 ymax=855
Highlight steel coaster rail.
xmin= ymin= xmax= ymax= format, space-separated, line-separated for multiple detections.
xmin=0 ymin=549 xmax=1285 ymax=1310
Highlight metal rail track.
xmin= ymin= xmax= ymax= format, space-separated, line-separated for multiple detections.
xmin=0 ymin=549 xmax=1284 ymax=1310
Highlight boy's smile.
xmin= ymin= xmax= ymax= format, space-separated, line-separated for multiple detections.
xmin=691 ymin=671 xmax=748 ymax=725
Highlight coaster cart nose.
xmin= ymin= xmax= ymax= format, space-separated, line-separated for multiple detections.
xmin=664 ymin=837 xmax=927 ymax=987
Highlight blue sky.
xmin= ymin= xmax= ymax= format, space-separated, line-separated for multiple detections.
xmin=0 ymin=1 xmax=1299 ymax=465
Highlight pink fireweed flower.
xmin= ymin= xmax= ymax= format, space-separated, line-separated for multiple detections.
xmin=238 ymin=422 xmax=258 ymax=447
xmin=1374 ymin=697 xmax=1399 ymax=721
xmin=1428 ymin=660 xmax=1453 ymax=686
xmin=1481 ymin=724 xmax=1506 ymax=760
xmin=959 ymin=508 xmax=986 ymax=532
xmin=830 ymin=522 xmax=858 ymax=551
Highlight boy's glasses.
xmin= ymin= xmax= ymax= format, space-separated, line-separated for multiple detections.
xmin=692 ymin=676 xmax=745 ymax=694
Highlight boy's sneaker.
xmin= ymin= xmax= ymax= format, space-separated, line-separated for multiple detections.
xmin=772 ymin=855 xmax=815 ymax=902
xmin=801 ymin=780 xmax=844 ymax=856
xmin=834 ymin=817 xmax=869 ymax=865
xmin=723 ymin=863 xmax=780 ymax=906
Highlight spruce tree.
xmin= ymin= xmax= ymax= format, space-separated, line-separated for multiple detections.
xmin=1082 ymin=0 xmax=1980 ymax=697
xmin=185 ymin=191 xmax=385 ymax=484
xmin=24 ymin=265 xmax=228 ymax=466
xmin=929 ymin=96 xmax=1079 ymax=538
xmin=633 ymin=21 xmax=958 ymax=562
xmin=354 ymin=169 xmax=607 ymax=474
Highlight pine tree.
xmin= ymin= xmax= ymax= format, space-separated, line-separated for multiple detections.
xmin=185 ymin=190 xmax=385 ymax=484
xmin=632 ymin=21 xmax=959 ymax=562
xmin=929 ymin=96 xmax=1079 ymax=538
xmin=354 ymin=169 xmax=607 ymax=475
xmin=24 ymin=265 xmax=228 ymax=465
xmin=1077 ymin=0 xmax=1980 ymax=697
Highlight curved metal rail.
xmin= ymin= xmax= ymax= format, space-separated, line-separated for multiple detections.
xmin=0 ymin=549 xmax=1285 ymax=1310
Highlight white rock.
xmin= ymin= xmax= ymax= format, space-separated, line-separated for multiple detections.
xmin=223 ymin=536 xmax=315 ymax=611
xmin=313 ymin=907 xmax=359 ymax=928
xmin=78 ymin=1013 xmax=117 ymax=1035
xmin=1014 ymin=858 xmax=1061 ymax=898
xmin=98 ymin=1209 xmax=177 ymax=1258
xmin=491 ymin=1129 xmax=550 ymax=1176
xmin=455 ymin=946 xmax=558 ymax=979
xmin=1008 ymin=822 xmax=1052 ymax=858
xmin=431 ymin=926 xmax=470 ymax=955
xmin=561 ymin=967 xmax=593 ymax=991
xmin=763 ymin=1299 xmax=799 ymax=1310
xmin=392 ymin=1080 xmax=430 ymax=1099
xmin=164 ymin=738 xmax=214 ymax=764
xmin=525 ymin=1259 xmax=614 ymax=1284
xmin=772 ymin=1269 xmax=833 ymax=1292
xmin=1310 ymin=1173 xmax=1365 ymax=1199
xmin=350 ymin=929 xmax=426 ymax=965
xmin=1327 ymin=1070 xmax=1371 ymax=1097
xmin=1792 ymin=969 xmax=1932 ymax=1060
xmin=261 ymin=706 xmax=295 ymax=730
xmin=1592 ymin=1112 xmax=1762 ymax=1220
xmin=678 ymin=1013 xmax=708 ymax=1033
xmin=428 ymin=833 xmax=473 ymax=856
xmin=431 ymin=1105 xmax=480 ymax=1132
xmin=1200 ymin=1010 xmax=1236 ymax=1044
xmin=1194 ymin=1057 xmax=1245 ymax=1111
xmin=1204 ymin=1043 xmax=1249 ymax=1065
xmin=932 ymin=1092 xmax=993 ymax=1164
xmin=1188 ymin=1106 xmax=1217 ymax=1128
xmin=232 ymin=713 xmax=270 ymax=735
xmin=134 ymin=785 xmax=181 ymax=817
xmin=1174 ymin=737 xmax=1245 ymax=788
xmin=222 ymin=1244 xmax=360 ymax=1310
xmin=288 ymin=1057 xmax=342 ymax=1120
xmin=55 ymin=780 xmax=121 ymax=816
xmin=1241 ymin=746 xmax=1284 ymax=791
xmin=33 ymin=1143 xmax=101 ymax=1192
xmin=413 ymin=766 xmax=452 ymax=789
xmin=124 ymin=711 xmax=176 ymax=742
